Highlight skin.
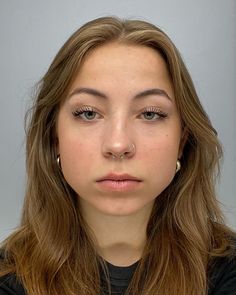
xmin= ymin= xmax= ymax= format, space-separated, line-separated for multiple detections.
xmin=56 ymin=42 xmax=186 ymax=266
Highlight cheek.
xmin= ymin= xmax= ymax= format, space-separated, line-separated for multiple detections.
xmin=142 ymin=132 xmax=180 ymax=161
xmin=142 ymin=133 xmax=180 ymax=181
xmin=58 ymin=134 xmax=95 ymax=184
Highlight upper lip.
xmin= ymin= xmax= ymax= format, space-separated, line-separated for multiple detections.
xmin=96 ymin=173 xmax=142 ymax=182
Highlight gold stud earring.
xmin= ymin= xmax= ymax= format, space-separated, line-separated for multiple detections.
xmin=57 ymin=155 xmax=61 ymax=168
xmin=176 ymin=160 xmax=181 ymax=173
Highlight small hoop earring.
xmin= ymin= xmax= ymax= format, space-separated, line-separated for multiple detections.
xmin=57 ymin=154 xmax=61 ymax=168
xmin=176 ymin=160 xmax=181 ymax=173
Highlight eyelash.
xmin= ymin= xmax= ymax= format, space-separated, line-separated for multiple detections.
xmin=72 ymin=106 xmax=168 ymax=121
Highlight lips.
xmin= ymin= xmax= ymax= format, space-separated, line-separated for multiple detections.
xmin=96 ymin=173 xmax=142 ymax=182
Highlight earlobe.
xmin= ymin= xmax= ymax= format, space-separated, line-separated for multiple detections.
xmin=178 ymin=127 xmax=188 ymax=158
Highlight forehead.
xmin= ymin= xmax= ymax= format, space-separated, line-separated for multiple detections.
xmin=82 ymin=42 xmax=165 ymax=65
xmin=76 ymin=42 xmax=170 ymax=81
xmin=67 ymin=42 xmax=174 ymax=102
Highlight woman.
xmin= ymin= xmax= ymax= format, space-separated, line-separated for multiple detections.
xmin=0 ymin=16 xmax=235 ymax=295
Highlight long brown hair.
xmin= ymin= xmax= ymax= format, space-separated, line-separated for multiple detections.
xmin=0 ymin=16 xmax=235 ymax=295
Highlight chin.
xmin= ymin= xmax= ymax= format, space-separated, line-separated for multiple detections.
xmin=95 ymin=200 xmax=153 ymax=217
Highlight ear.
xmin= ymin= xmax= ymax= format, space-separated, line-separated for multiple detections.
xmin=53 ymin=131 xmax=59 ymax=156
xmin=54 ymin=122 xmax=60 ymax=155
xmin=178 ymin=127 xmax=188 ymax=158
xmin=55 ymin=137 xmax=59 ymax=155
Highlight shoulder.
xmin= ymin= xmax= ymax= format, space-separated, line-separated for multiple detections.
xmin=0 ymin=251 xmax=26 ymax=295
xmin=208 ymin=239 xmax=236 ymax=295
xmin=0 ymin=274 xmax=26 ymax=295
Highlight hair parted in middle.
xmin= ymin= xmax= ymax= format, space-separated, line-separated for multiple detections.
xmin=1 ymin=16 xmax=234 ymax=295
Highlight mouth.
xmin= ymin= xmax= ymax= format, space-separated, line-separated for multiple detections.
xmin=96 ymin=173 xmax=142 ymax=182
xmin=96 ymin=179 xmax=142 ymax=192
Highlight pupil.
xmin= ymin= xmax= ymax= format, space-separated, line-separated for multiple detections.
xmin=146 ymin=112 xmax=153 ymax=119
xmin=87 ymin=111 xmax=94 ymax=118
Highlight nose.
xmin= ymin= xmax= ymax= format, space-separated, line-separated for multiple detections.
xmin=101 ymin=122 xmax=136 ymax=160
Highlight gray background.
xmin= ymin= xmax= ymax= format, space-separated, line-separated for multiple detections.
xmin=0 ymin=0 xmax=235 ymax=241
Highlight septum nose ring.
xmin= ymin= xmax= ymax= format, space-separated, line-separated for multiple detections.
xmin=111 ymin=143 xmax=135 ymax=160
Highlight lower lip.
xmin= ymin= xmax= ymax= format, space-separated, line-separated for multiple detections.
xmin=96 ymin=180 xmax=142 ymax=192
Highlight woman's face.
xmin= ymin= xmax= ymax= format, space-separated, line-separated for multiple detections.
xmin=57 ymin=42 xmax=184 ymax=216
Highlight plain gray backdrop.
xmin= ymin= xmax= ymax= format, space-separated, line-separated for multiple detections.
xmin=0 ymin=0 xmax=235 ymax=241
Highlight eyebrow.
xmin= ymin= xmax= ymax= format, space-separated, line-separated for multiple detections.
xmin=68 ymin=87 xmax=172 ymax=101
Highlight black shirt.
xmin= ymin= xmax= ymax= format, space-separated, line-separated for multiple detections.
xmin=0 ymin=254 xmax=236 ymax=294
xmin=100 ymin=260 xmax=139 ymax=294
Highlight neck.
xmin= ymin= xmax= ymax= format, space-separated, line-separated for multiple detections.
xmin=80 ymin=201 xmax=154 ymax=266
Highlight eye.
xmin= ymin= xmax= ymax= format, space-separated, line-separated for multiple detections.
xmin=72 ymin=106 xmax=168 ymax=122
xmin=72 ymin=106 xmax=100 ymax=121
xmin=140 ymin=107 xmax=168 ymax=121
